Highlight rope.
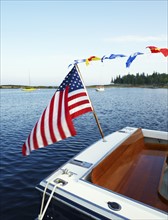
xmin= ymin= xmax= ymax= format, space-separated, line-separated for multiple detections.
xmin=39 ymin=181 xmax=50 ymax=217
xmin=38 ymin=182 xmax=62 ymax=220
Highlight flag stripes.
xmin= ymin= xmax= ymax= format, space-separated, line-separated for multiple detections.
xmin=22 ymin=66 xmax=92 ymax=156
xmin=68 ymin=89 xmax=92 ymax=119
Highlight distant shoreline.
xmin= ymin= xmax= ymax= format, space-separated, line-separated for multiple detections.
xmin=0 ymin=84 xmax=168 ymax=89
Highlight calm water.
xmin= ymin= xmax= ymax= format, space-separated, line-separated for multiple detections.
xmin=1 ymin=88 xmax=168 ymax=220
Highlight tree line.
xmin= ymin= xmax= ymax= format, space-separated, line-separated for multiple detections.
xmin=112 ymin=72 xmax=168 ymax=86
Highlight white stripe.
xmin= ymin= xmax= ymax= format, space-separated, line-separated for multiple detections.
xmin=25 ymin=138 xmax=30 ymax=155
xmin=68 ymin=88 xmax=85 ymax=97
xmin=52 ymin=92 xmax=61 ymax=141
xmin=68 ymin=96 xmax=89 ymax=106
xmin=29 ymin=126 xmax=35 ymax=151
xmin=60 ymin=89 xmax=71 ymax=138
xmin=69 ymin=103 xmax=91 ymax=115
xmin=44 ymin=100 xmax=52 ymax=145
xmin=36 ymin=115 xmax=44 ymax=149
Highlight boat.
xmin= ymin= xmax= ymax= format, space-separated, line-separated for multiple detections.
xmin=36 ymin=127 xmax=168 ymax=220
xmin=22 ymin=70 xmax=37 ymax=92
xmin=22 ymin=87 xmax=37 ymax=92
xmin=96 ymin=85 xmax=104 ymax=92
xmin=20 ymin=63 xmax=167 ymax=219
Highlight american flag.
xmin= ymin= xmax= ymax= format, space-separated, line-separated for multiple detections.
xmin=22 ymin=66 xmax=93 ymax=156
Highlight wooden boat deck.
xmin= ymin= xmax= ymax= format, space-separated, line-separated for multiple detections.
xmin=91 ymin=129 xmax=168 ymax=212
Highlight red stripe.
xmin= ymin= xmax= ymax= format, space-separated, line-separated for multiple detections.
xmin=57 ymin=91 xmax=66 ymax=139
xmin=48 ymin=95 xmax=57 ymax=142
xmin=68 ymin=92 xmax=87 ymax=102
xmin=32 ymin=123 xmax=39 ymax=149
xmin=27 ymin=133 xmax=31 ymax=154
xmin=71 ymin=107 xmax=92 ymax=119
xmin=40 ymin=108 xmax=48 ymax=146
xmin=69 ymin=100 xmax=90 ymax=111
xmin=22 ymin=143 xmax=27 ymax=156
xmin=64 ymin=87 xmax=76 ymax=136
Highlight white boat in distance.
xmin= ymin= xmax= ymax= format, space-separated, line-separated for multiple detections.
xmin=96 ymin=85 xmax=104 ymax=92
xmin=36 ymin=127 xmax=168 ymax=220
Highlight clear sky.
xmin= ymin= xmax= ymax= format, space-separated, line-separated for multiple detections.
xmin=1 ymin=0 xmax=168 ymax=86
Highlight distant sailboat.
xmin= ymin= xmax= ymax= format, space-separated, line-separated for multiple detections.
xmin=22 ymin=87 xmax=37 ymax=92
xmin=22 ymin=70 xmax=36 ymax=92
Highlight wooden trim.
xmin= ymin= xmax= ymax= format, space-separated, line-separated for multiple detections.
xmin=91 ymin=128 xmax=144 ymax=186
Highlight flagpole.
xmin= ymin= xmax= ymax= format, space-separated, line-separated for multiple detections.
xmin=75 ymin=64 xmax=105 ymax=141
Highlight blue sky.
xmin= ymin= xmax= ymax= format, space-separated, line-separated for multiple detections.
xmin=1 ymin=0 xmax=168 ymax=86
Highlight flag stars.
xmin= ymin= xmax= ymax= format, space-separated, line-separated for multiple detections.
xmin=57 ymin=66 xmax=84 ymax=92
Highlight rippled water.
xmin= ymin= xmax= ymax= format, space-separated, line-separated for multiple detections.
xmin=1 ymin=88 xmax=168 ymax=220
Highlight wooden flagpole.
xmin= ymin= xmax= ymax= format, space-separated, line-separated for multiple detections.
xmin=75 ymin=64 xmax=105 ymax=141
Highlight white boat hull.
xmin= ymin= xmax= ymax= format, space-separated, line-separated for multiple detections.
xmin=36 ymin=127 xmax=168 ymax=219
xmin=96 ymin=88 xmax=104 ymax=92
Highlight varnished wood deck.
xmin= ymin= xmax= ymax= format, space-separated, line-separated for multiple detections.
xmin=91 ymin=129 xmax=168 ymax=212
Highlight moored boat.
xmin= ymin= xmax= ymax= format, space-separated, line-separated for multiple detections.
xmin=36 ymin=127 xmax=168 ymax=220
xmin=96 ymin=86 xmax=104 ymax=92
xmin=22 ymin=87 xmax=37 ymax=92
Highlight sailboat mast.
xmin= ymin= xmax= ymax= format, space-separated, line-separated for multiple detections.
xmin=28 ymin=69 xmax=31 ymax=87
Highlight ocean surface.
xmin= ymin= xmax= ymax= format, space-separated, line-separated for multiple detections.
xmin=1 ymin=88 xmax=168 ymax=220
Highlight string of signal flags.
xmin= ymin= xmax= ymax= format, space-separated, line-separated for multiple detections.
xmin=68 ymin=46 xmax=168 ymax=69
